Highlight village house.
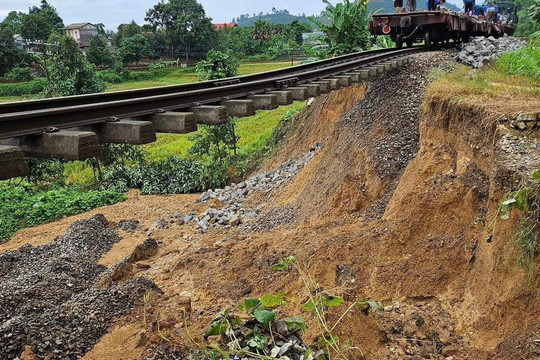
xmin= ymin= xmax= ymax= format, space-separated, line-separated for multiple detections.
xmin=61 ymin=23 xmax=99 ymax=50
xmin=214 ymin=23 xmax=238 ymax=30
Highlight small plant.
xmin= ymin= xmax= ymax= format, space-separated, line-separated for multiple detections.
xmin=272 ymin=256 xmax=382 ymax=359
xmin=375 ymin=35 xmax=396 ymax=49
xmin=204 ymin=292 xmax=307 ymax=359
xmin=196 ymin=50 xmax=240 ymax=81
xmin=498 ymin=169 xmax=540 ymax=279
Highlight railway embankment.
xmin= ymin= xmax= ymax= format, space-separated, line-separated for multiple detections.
xmin=1 ymin=47 xmax=539 ymax=359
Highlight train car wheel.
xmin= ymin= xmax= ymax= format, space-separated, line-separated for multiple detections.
xmin=396 ymin=35 xmax=403 ymax=49
xmin=424 ymin=31 xmax=432 ymax=47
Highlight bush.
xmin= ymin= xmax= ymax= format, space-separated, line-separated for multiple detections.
xmin=96 ymin=70 xmax=124 ymax=84
xmin=0 ymin=183 xmax=125 ymax=242
xmin=3 ymin=67 xmax=34 ymax=82
xmin=0 ymin=78 xmax=47 ymax=96
xmin=97 ymin=68 xmax=156 ymax=84
xmin=196 ymin=50 xmax=240 ymax=81
xmin=101 ymin=157 xmax=208 ymax=194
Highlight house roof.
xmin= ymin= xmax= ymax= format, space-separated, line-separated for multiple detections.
xmin=214 ymin=23 xmax=238 ymax=30
xmin=62 ymin=23 xmax=95 ymax=30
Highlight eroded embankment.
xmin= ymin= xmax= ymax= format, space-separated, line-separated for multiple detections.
xmin=1 ymin=50 xmax=540 ymax=360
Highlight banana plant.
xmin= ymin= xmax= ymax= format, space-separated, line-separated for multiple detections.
xmin=310 ymin=0 xmax=372 ymax=57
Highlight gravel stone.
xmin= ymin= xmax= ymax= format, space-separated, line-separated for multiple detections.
xmin=0 ymin=214 xmax=159 ymax=359
xmin=456 ymin=35 xmax=527 ymax=68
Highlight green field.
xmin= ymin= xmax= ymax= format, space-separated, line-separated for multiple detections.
xmin=105 ymin=61 xmax=297 ymax=92
xmin=0 ymin=61 xmax=298 ymax=102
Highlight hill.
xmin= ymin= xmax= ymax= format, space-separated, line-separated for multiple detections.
xmin=235 ymin=10 xmax=328 ymax=27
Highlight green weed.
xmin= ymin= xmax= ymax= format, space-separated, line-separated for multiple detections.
xmin=499 ymin=169 xmax=540 ymax=280
xmin=0 ymin=183 xmax=125 ymax=242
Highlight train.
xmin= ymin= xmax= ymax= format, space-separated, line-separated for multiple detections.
xmin=369 ymin=2 xmax=519 ymax=47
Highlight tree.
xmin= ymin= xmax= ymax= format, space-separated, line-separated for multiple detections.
xmin=0 ymin=26 xmax=22 ymax=76
xmin=215 ymin=26 xmax=261 ymax=57
xmin=29 ymin=0 xmax=64 ymax=29
xmin=95 ymin=23 xmax=106 ymax=35
xmin=515 ymin=0 xmax=540 ymax=36
xmin=115 ymin=20 xmax=142 ymax=47
xmin=251 ymin=20 xmax=275 ymax=46
xmin=196 ymin=50 xmax=239 ymax=81
xmin=21 ymin=13 xmax=52 ymax=41
xmin=310 ymin=0 xmax=371 ymax=57
xmin=145 ymin=0 xmax=216 ymax=62
xmin=46 ymin=35 xmax=105 ymax=96
xmin=1 ymin=11 xmax=25 ymax=34
xmin=24 ymin=0 xmax=64 ymax=40
xmin=288 ymin=19 xmax=312 ymax=44
xmin=118 ymin=34 xmax=152 ymax=64
xmin=87 ymin=36 xmax=114 ymax=67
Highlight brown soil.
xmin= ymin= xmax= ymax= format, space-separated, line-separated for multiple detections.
xmin=3 ymin=51 xmax=540 ymax=360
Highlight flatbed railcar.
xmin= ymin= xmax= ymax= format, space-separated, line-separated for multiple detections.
xmin=369 ymin=10 xmax=516 ymax=48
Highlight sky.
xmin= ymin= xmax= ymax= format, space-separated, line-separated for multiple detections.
xmin=0 ymin=0 xmax=462 ymax=30
xmin=0 ymin=0 xmax=332 ymax=30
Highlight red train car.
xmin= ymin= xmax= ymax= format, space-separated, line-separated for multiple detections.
xmin=369 ymin=10 xmax=516 ymax=48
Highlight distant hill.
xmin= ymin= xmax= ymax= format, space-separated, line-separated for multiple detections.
xmin=235 ymin=2 xmax=460 ymax=28
xmin=235 ymin=11 xmax=329 ymax=27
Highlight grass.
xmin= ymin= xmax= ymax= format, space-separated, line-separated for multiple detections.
xmin=143 ymin=102 xmax=306 ymax=162
xmin=106 ymin=61 xmax=296 ymax=92
xmin=0 ymin=61 xmax=297 ymax=100
xmin=425 ymin=43 xmax=540 ymax=116
xmin=0 ymin=96 xmax=26 ymax=103
xmin=497 ymin=42 xmax=540 ymax=81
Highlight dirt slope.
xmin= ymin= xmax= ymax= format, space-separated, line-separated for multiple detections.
xmin=2 ymin=50 xmax=540 ymax=360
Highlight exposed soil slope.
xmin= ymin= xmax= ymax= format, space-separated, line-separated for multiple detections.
xmin=2 ymin=50 xmax=540 ymax=360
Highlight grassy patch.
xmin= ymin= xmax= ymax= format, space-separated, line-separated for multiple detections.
xmin=497 ymin=43 xmax=540 ymax=81
xmin=0 ymin=183 xmax=125 ymax=242
xmin=106 ymin=61 xmax=295 ymax=92
xmin=425 ymin=45 xmax=540 ymax=116
xmin=0 ymin=96 xmax=27 ymax=103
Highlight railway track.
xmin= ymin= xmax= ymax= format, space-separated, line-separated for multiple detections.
xmin=0 ymin=46 xmax=422 ymax=180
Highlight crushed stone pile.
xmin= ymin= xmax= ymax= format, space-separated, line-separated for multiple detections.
xmin=188 ymin=144 xmax=322 ymax=231
xmin=0 ymin=214 xmax=158 ymax=360
xmin=456 ymin=35 xmax=527 ymax=68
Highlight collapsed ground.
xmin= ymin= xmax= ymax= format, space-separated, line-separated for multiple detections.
xmin=1 ymin=49 xmax=540 ymax=360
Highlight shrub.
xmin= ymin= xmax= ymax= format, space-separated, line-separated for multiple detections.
xmin=0 ymin=78 xmax=46 ymax=96
xmin=196 ymin=50 xmax=240 ymax=81
xmin=101 ymin=157 xmax=208 ymax=195
xmin=96 ymin=70 xmax=124 ymax=84
xmin=0 ymin=183 xmax=125 ymax=242
xmin=3 ymin=67 xmax=34 ymax=82
xmin=97 ymin=68 xmax=155 ymax=84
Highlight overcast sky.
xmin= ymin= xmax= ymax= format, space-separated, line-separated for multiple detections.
xmin=0 ymin=0 xmax=337 ymax=30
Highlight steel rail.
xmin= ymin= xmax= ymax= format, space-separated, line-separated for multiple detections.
xmin=0 ymin=47 xmax=420 ymax=140
xmin=0 ymin=46 xmax=421 ymax=114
